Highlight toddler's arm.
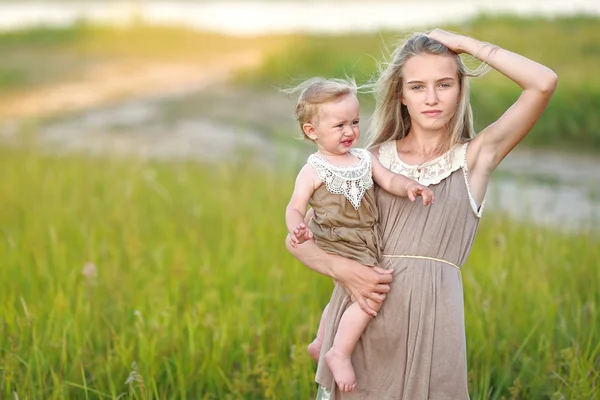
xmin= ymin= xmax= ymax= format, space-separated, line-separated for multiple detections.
xmin=286 ymin=164 xmax=319 ymax=247
xmin=289 ymin=207 xmax=315 ymax=244
xmin=370 ymin=154 xmax=434 ymax=205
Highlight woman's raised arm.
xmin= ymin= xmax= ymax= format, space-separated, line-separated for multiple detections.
xmin=428 ymin=29 xmax=558 ymax=199
xmin=429 ymin=29 xmax=557 ymax=164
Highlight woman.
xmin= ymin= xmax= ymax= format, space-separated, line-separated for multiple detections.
xmin=287 ymin=29 xmax=557 ymax=399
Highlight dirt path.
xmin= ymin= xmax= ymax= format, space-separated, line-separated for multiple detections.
xmin=0 ymin=50 xmax=264 ymax=120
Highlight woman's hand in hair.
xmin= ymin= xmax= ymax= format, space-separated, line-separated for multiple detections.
xmin=426 ymin=28 xmax=468 ymax=54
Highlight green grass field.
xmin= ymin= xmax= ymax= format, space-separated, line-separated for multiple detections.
xmin=1 ymin=147 xmax=598 ymax=399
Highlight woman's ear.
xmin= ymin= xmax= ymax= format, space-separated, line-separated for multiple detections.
xmin=302 ymin=123 xmax=317 ymax=141
xmin=400 ymin=93 xmax=406 ymax=106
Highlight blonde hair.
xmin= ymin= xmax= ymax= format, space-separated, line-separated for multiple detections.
xmin=283 ymin=77 xmax=358 ymax=139
xmin=365 ymin=33 xmax=493 ymax=151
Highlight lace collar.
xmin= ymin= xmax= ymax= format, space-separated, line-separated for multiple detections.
xmin=307 ymin=148 xmax=373 ymax=210
xmin=378 ymin=141 xmax=467 ymax=186
xmin=378 ymin=140 xmax=485 ymax=218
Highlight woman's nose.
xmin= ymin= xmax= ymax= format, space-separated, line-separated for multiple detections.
xmin=425 ymin=88 xmax=439 ymax=105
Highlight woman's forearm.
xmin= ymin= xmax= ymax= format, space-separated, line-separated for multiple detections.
xmin=285 ymin=234 xmax=336 ymax=278
xmin=286 ymin=233 xmax=393 ymax=315
xmin=460 ymin=36 xmax=557 ymax=92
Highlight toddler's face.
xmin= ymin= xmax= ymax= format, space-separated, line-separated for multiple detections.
xmin=304 ymin=94 xmax=360 ymax=157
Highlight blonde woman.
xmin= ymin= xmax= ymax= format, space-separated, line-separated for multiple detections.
xmin=286 ymin=29 xmax=557 ymax=399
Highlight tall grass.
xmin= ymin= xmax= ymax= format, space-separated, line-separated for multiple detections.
xmin=0 ymin=147 xmax=598 ymax=399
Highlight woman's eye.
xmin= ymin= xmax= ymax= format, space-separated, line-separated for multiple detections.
xmin=439 ymin=83 xmax=451 ymax=88
xmin=411 ymin=85 xmax=423 ymax=90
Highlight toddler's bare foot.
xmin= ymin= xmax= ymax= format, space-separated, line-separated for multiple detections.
xmin=307 ymin=338 xmax=322 ymax=362
xmin=325 ymin=348 xmax=356 ymax=392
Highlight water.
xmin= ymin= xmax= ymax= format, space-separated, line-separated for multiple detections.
xmin=487 ymin=172 xmax=600 ymax=233
xmin=0 ymin=1 xmax=599 ymax=35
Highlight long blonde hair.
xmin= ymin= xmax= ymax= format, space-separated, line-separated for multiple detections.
xmin=366 ymin=33 xmax=492 ymax=151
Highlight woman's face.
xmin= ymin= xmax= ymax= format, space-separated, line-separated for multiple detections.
xmin=401 ymin=53 xmax=461 ymax=133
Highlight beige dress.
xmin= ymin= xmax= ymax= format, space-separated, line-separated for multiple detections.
xmin=316 ymin=141 xmax=484 ymax=400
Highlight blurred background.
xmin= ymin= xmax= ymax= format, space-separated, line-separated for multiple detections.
xmin=1 ymin=1 xmax=599 ymax=399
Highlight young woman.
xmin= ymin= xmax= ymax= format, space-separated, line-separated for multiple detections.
xmin=286 ymin=29 xmax=557 ymax=399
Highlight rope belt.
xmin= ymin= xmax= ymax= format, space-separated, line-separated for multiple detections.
xmin=381 ymin=255 xmax=460 ymax=271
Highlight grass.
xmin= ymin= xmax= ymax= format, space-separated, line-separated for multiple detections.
xmin=0 ymin=146 xmax=598 ymax=399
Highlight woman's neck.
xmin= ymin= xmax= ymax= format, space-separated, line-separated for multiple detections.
xmin=400 ymin=128 xmax=447 ymax=158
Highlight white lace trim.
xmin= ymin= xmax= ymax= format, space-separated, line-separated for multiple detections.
xmin=307 ymin=148 xmax=373 ymax=210
xmin=378 ymin=141 xmax=466 ymax=186
xmin=378 ymin=141 xmax=484 ymax=218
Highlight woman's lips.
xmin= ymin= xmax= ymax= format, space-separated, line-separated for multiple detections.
xmin=422 ymin=110 xmax=442 ymax=117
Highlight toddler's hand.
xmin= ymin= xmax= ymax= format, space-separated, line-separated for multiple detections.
xmin=290 ymin=223 xmax=314 ymax=248
xmin=406 ymin=183 xmax=435 ymax=206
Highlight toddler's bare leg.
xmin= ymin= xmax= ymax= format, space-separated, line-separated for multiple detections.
xmin=308 ymin=303 xmax=329 ymax=362
xmin=325 ymin=297 xmax=382 ymax=392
